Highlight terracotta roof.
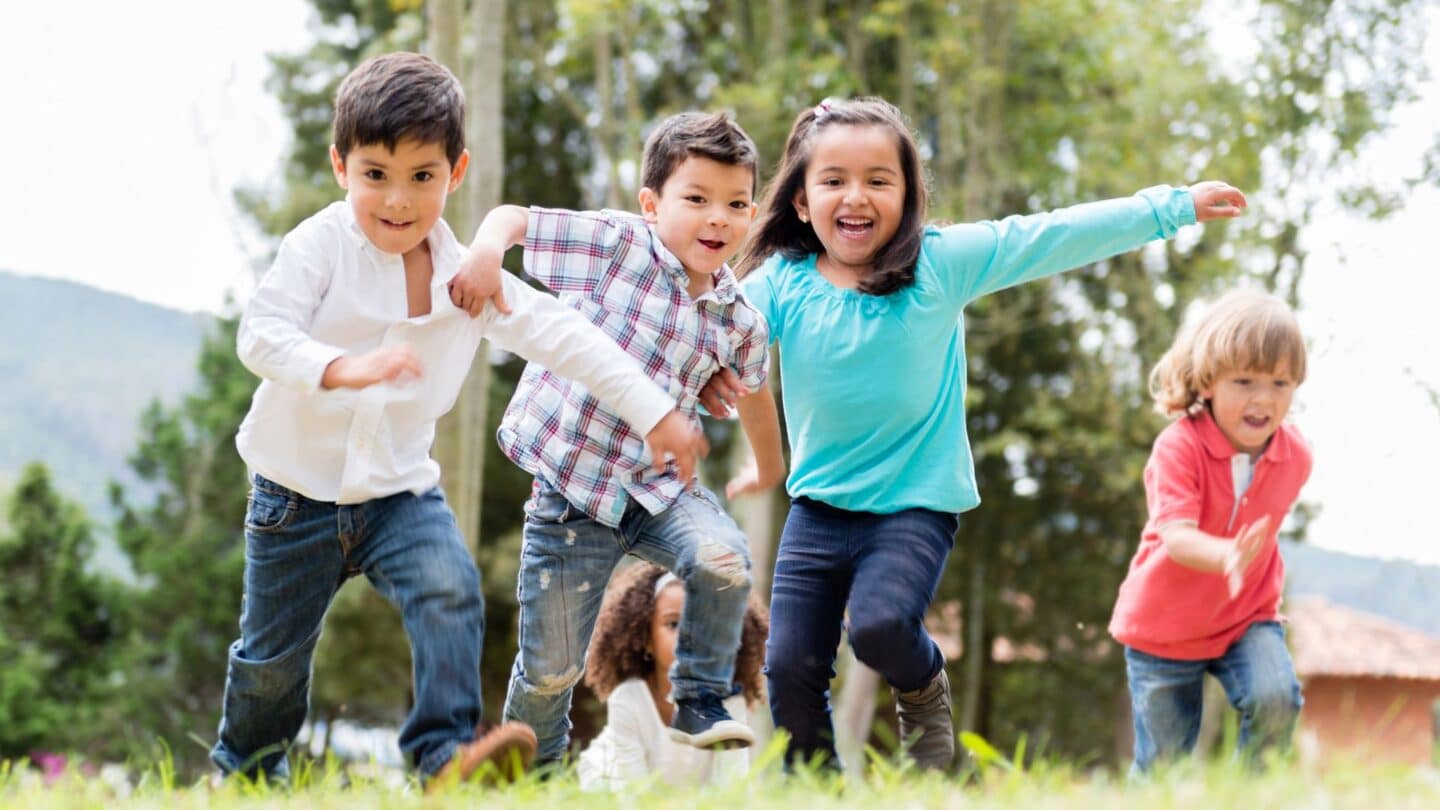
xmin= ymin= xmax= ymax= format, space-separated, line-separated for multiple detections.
xmin=1289 ymin=596 xmax=1440 ymax=681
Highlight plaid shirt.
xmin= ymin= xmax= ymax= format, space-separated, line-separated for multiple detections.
xmin=497 ymin=207 xmax=770 ymax=527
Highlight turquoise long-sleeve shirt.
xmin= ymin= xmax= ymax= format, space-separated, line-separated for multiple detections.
xmin=740 ymin=185 xmax=1196 ymax=515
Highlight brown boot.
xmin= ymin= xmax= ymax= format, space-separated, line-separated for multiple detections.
xmin=425 ymin=722 xmax=538 ymax=793
xmin=894 ymin=669 xmax=954 ymax=770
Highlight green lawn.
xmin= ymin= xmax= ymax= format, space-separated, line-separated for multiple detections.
xmin=5 ymin=742 xmax=1438 ymax=810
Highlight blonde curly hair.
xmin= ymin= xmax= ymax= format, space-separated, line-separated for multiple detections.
xmin=1149 ymin=288 xmax=1307 ymax=418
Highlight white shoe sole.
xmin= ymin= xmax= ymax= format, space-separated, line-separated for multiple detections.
xmin=668 ymin=720 xmax=756 ymax=749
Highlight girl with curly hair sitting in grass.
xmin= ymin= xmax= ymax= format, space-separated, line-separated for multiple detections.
xmin=578 ymin=562 xmax=769 ymax=790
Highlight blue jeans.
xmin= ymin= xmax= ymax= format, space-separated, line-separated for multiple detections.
xmin=211 ymin=474 xmax=485 ymax=779
xmin=1125 ymin=621 xmax=1303 ymax=774
xmin=503 ymin=481 xmax=752 ymax=763
xmin=765 ymin=497 xmax=957 ymax=767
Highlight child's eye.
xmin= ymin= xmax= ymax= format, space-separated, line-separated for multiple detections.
xmin=869 ymin=178 xmax=889 ymax=186
xmin=665 ymin=620 xmax=679 ymax=631
xmin=730 ymin=200 xmax=751 ymax=210
xmin=364 ymin=169 xmax=385 ymax=181
xmin=413 ymin=171 xmax=434 ymax=182
xmin=1233 ymin=378 xmax=1252 ymax=386
xmin=684 ymin=195 xmax=705 ymax=204
xmin=822 ymin=178 xmax=842 ymax=186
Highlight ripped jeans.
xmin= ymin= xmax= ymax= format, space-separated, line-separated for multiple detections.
xmin=503 ymin=480 xmax=752 ymax=763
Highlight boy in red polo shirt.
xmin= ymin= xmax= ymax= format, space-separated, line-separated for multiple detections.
xmin=1109 ymin=289 xmax=1311 ymax=774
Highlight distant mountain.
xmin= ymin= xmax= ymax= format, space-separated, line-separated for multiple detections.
xmin=0 ymin=270 xmax=212 ymax=521
xmin=1282 ymin=539 xmax=1440 ymax=638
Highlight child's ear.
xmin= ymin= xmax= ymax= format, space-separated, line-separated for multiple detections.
xmin=638 ymin=187 xmax=661 ymax=223
xmin=447 ymin=149 xmax=470 ymax=192
xmin=329 ymin=145 xmax=348 ymax=189
xmin=792 ymin=190 xmax=809 ymax=224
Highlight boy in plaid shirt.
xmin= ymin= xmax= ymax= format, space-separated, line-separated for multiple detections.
xmin=448 ymin=112 xmax=783 ymax=762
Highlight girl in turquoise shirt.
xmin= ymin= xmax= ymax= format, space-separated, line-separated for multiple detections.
xmin=720 ymin=96 xmax=1246 ymax=770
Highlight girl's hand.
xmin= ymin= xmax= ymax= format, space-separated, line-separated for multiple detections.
xmin=1223 ymin=514 xmax=1273 ymax=598
xmin=1189 ymin=181 xmax=1248 ymax=222
xmin=724 ymin=455 xmax=783 ymax=499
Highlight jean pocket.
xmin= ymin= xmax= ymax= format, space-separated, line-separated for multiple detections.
xmin=245 ymin=483 xmax=296 ymax=534
xmin=523 ymin=488 xmax=575 ymax=525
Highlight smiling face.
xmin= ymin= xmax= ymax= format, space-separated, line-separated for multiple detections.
xmin=639 ymin=155 xmax=756 ymax=291
xmin=793 ymin=124 xmax=906 ymax=276
xmin=1202 ymin=362 xmax=1297 ymax=458
xmin=647 ymin=582 xmax=684 ymax=678
xmin=330 ymin=137 xmax=468 ymax=257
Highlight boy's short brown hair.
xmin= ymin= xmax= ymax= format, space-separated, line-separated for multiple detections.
xmin=640 ymin=112 xmax=759 ymax=195
xmin=333 ymin=52 xmax=466 ymax=166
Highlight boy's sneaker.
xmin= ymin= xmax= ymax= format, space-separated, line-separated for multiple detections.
xmin=425 ymin=722 xmax=538 ymax=793
xmin=668 ymin=691 xmax=756 ymax=749
xmin=894 ymin=669 xmax=955 ymax=770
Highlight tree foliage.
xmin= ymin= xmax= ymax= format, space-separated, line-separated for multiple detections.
xmin=0 ymin=464 xmax=128 ymax=760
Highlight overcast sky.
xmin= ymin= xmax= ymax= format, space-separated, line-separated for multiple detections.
xmin=2 ymin=1 xmax=1437 ymax=565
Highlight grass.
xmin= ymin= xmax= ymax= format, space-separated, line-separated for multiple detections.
xmin=4 ymin=737 xmax=1438 ymax=809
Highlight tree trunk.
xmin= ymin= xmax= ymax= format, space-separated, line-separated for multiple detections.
xmin=958 ymin=547 xmax=986 ymax=734
xmin=428 ymin=0 xmax=504 ymax=551
xmin=834 ymin=646 xmax=881 ymax=772
xmin=960 ymin=0 xmax=1012 ymax=218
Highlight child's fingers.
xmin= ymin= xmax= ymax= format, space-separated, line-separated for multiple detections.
xmin=493 ymin=285 xmax=512 ymax=316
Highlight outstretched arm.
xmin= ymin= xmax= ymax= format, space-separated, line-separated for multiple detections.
xmin=941 ymin=181 xmax=1246 ymax=305
xmin=481 ymin=273 xmax=707 ymax=485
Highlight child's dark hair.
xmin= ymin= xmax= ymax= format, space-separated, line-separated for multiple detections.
xmin=737 ymin=97 xmax=928 ymax=296
xmin=585 ymin=562 xmax=769 ymax=706
xmin=641 ymin=112 xmax=760 ymax=196
xmin=333 ymin=52 xmax=466 ymax=166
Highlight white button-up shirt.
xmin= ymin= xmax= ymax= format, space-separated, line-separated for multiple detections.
xmin=236 ymin=200 xmax=675 ymax=504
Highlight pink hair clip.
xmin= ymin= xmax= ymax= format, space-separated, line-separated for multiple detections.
xmin=814 ymin=99 xmax=833 ymax=117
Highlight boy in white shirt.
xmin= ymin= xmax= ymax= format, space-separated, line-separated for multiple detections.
xmin=211 ymin=52 xmax=703 ymax=790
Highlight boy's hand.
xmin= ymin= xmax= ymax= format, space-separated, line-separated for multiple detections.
xmin=725 ymin=455 xmax=783 ymax=499
xmin=448 ymin=241 xmax=511 ymax=318
xmin=698 ymin=367 xmax=748 ymax=417
xmin=644 ymin=411 xmax=709 ymax=486
xmin=322 ymin=345 xmax=423 ymax=390
xmin=1223 ymin=514 xmax=1272 ymax=598
xmin=1189 ymin=181 xmax=1248 ymax=222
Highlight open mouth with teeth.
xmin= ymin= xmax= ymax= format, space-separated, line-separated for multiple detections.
xmin=837 ymin=217 xmax=874 ymax=237
xmin=380 ymin=218 xmax=414 ymax=230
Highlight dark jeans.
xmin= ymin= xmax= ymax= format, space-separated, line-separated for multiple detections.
xmin=211 ymin=474 xmax=485 ymax=779
xmin=764 ymin=496 xmax=957 ymax=767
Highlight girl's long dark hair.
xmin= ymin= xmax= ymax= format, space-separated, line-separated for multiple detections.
xmin=736 ymin=97 xmax=929 ymax=297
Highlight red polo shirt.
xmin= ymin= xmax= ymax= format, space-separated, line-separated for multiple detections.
xmin=1108 ymin=409 xmax=1312 ymax=660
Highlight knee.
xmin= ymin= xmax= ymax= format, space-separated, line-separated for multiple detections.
xmin=847 ymin=612 xmax=913 ymax=661
xmin=685 ymin=534 xmax=752 ymax=594
xmin=1244 ymin=678 xmax=1302 ymax=724
xmin=229 ymin=638 xmax=313 ymax=699
xmin=516 ymin=662 xmax=585 ymax=697
xmin=416 ymin=557 xmax=483 ymax=616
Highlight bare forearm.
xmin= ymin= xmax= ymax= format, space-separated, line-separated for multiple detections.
xmin=470 ymin=204 xmax=529 ymax=253
xmin=1159 ymin=524 xmax=1230 ymax=573
xmin=736 ymin=387 xmax=785 ymax=485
